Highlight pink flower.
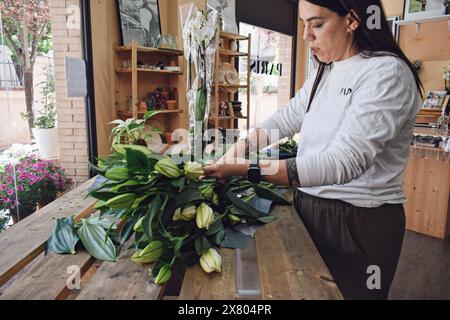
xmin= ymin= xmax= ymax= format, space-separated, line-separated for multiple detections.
xmin=7 ymin=189 xmax=14 ymax=196
xmin=0 ymin=184 xmax=6 ymax=191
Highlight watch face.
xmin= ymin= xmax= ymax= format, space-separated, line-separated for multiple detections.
xmin=248 ymin=168 xmax=261 ymax=183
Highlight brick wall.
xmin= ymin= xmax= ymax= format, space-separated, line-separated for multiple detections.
xmin=49 ymin=0 xmax=89 ymax=185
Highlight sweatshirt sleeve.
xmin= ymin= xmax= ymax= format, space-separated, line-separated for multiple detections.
xmin=296 ymin=69 xmax=420 ymax=187
xmin=257 ymin=71 xmax=315 ymax=143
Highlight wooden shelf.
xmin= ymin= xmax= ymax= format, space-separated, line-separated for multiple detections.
xmin=209 ymin=115 xmax=247 ymax=120
xmin=397 ymin=14 xmax=450 ymax=25
xmin=115 ymin=45 xmax=184 ymax=56
xmin=210 ymin=30 xmax=251 ymax=131
xmin=219 ymin=49 xmax=248 ymax=57
xmin=396 ymin=14 xmax=450 ymax=33
xmin=418 ymin=109 xmax=443 ymax=115
xmin=116 ymin=68 xmax=182 ymax=75
xmin=219 ymin=31 xmax=249 ymax=41
xmin=213 ymin=83 xmax=248 ymax=88
xmin=117 ymin=109 xmax=183 ymax=118
xmin=210 ymin=116 xmax=233 ymax=119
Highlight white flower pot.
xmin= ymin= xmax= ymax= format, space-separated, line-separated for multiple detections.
xmin=32 ymin=127 xmax=60 ymax=159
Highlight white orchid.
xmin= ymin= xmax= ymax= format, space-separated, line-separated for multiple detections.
xmin=187 ymin=8 xmax=217 ymax=53
xmin=182 ymin=6 xmax=218 ymax=152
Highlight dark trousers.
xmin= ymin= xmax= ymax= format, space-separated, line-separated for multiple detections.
xmin=294 ymin=190 xmax=405 ymax=300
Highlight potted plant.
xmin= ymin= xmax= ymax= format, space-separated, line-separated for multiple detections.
xmin=21 ymin=67 xmax=58 ymax=159
xmin=109 ymin=111 xmax=162 ymax=147
xmin=0 ymin=156 xmax=73 ymax=223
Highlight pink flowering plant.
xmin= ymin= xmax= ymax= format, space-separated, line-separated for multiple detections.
xmin=0 ymin=156 xmax=73 ymax=220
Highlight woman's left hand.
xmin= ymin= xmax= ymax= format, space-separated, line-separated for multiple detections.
xmin=202 ymin=159 xmax=248 ymax=180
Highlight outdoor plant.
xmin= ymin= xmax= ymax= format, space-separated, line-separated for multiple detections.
xmin=0 ymin=156 xmax=73 ymax=223
xmin=109 ymin=111 xmax=162 ymax=147
xmin=0 ymin=0 xmax=52 ymax=137
xmin=46 ymin=144 xmax=290 ymax=285
xmin=21 ymin=66 xmax=57 ymax=129
xmin=3 ymin=143 xmax=39 ymax=159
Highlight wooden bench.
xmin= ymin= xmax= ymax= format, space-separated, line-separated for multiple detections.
xmin=0 ymin=178 xmax=342 ymax=300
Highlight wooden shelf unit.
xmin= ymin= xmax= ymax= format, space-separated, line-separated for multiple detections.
xmin=117 ymin=109 xmax=183 ymax=119
xmin=115 ymin=45 xmax=184 ymax=56
xmin=210 ymin=30 xmax=251 ymax=133
xmin=115 ymin=68 xmax=182 ymax=75
xmin=113 ymin=41 xmax=185 ymax=136
xmin=396 ymin=14 xmax=450 ymax=33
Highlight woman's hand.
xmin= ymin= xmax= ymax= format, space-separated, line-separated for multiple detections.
xmin=202 ymin=159 xmax=249 ymax=181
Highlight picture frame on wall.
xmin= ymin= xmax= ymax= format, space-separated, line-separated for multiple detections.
xmin=207 ymin=0 xmax=239 ymax=34
xmin=403 ymin=0 xmax=446 ymax=21
xmin=422 ymin=91 xmax=448 ymax=110
xmin=116 ymin=0 xmax=162 ymax=47
xmin=386 ymin=16 xmax=399 ymax=42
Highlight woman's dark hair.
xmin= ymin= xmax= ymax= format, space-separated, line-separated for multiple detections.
xmin=304 ymin=0 xmax=424 ymax=112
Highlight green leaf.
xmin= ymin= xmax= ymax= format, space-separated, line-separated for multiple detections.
xmin=151 ymin=250 xmax=174 ymax=277
xmin=212 ymin=226 xmax=225 ymax=245
xmin=109 ymin=119 xmax=125 ymax=125
xmin=113 ymin=144 xmax=153 ymax=156
xmin=204 ymin=213 xmax=225 ymax=236
xmin=88 ymin=162 xmax=107 ymax=175
xmin=89 ymin=191 xmax=120 ymax=201
xmin=172 ymin=235 xmax=188 ymax=258
xmin=195 ymin=87 xmax=207 ymax=122
xmin=110 ymin=179 xmax=150 ymax=193
xmin=253 ymin=184 xmax=291 ymax=205
xmin=134 ymin=231 xmax=145 ymax=251
xmin=144 ymin=110 xmax=161 ymax=120
xmin=119 ymin=214 xmax=140 ymax=246
xmin=77 ymin=220 xmax=117 ymax=262
xmin=126 ymin=148 xmax=150 ymax=174
xmin=257 ymin=215 xmax=278 ymax=224
xmin=170 ymin=176 xmax=186 ymax=191
xmin=174 ymin=186 xmax=205 ymax=209
xmin=195 ymin=236 xmax=211 ymax=256
xmin=226 ymin=190 xmax=268 ymax=219
xmin=46 ymin=217 xmax=79 ymax=255
xmin=142 ymin=195 xmax=161 ymax=242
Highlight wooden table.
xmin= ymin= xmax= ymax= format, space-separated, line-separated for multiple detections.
xmin=0 ymin=178 xmax=342 ymax=300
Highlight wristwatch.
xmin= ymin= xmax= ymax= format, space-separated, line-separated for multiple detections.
xmin=247 ymin=131 xmax=261 ymax=184
xmin=248 ymin=163 xmax=261 ymax=184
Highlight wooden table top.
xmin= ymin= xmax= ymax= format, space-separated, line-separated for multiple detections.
xmin=0 ymin=179 xmax=342 ymax=300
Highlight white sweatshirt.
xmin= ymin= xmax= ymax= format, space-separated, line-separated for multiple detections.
xmin=259 ymin=53 xmax=422 ymax=208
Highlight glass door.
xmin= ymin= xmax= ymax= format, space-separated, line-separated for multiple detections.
xmin=238 ymin=22 xmax=294 ymax=130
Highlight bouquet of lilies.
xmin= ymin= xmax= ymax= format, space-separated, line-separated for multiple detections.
xmin=46 ymin=143 xmax=290 ymax=285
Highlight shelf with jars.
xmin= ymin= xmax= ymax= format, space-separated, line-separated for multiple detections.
xmin=113 ymin=41 xmax=186 ymax=147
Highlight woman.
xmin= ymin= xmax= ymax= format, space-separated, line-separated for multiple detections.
xmin=203 ymin=0 xmax=423 ymax=300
